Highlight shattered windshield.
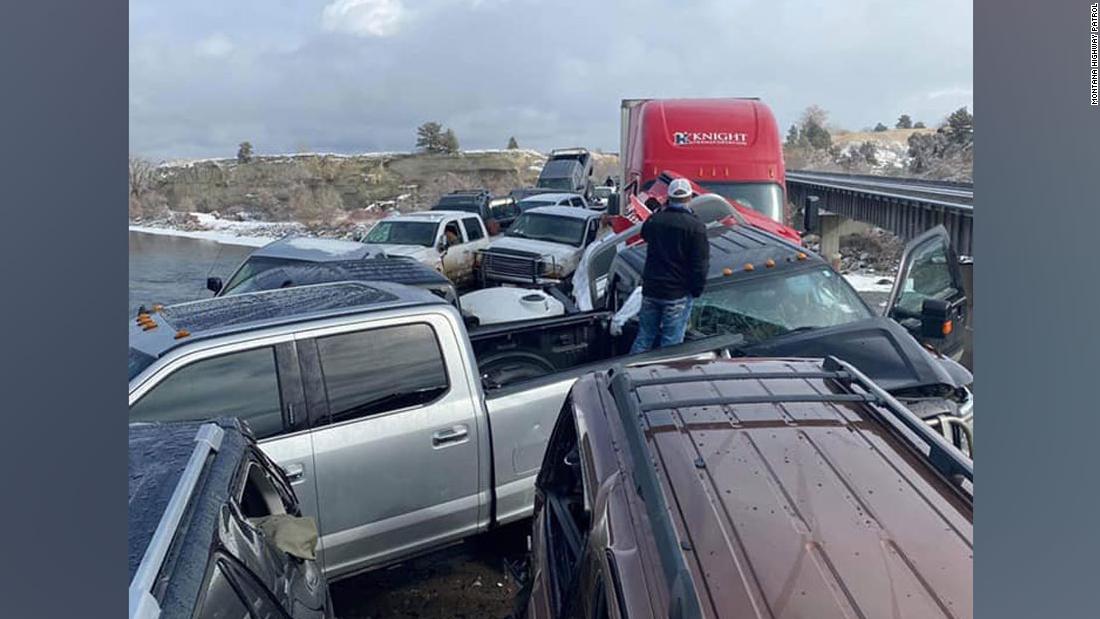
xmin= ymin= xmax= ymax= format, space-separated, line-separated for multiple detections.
xmin=691 ymin=267 xmax=872 ymax=345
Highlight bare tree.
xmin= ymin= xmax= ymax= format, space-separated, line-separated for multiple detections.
xmin=129 ymin=156 xmax=155 ymax=198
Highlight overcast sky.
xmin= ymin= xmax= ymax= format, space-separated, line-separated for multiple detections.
xmin=129 ymin=0 xmax=972 ymax=160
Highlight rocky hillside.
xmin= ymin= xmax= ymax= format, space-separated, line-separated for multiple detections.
xmin=129 ymin=150 xmax=620 ymax=228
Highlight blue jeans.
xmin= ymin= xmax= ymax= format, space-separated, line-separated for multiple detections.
xmin=629 ymin=295 xmax=694 ymax=354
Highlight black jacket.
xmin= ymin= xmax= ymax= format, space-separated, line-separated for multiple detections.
xmin=640 ymin=207 xmax=709 ymax=299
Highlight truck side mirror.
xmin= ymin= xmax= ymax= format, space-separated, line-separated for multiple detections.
xmin=606 ymin=193 xmax=621 ymax=216
xmin=919 ymin=298 xmax=951 ymax=339
xmin=802 ymin=196 xmax=820 ymax=234
xmin=207 ymin=277 xmax=223 ymax=294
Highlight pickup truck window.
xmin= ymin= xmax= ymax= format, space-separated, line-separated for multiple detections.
xmin=462 ymin=217 xmax=485 ymax=241
xmin=315 ymin=323 xmax=449 ymax=426
xmin=507 ymin=213 xmax=588 ymax=247
xmin=130 ymin=347 xmax=284 ymax=439
xmin=436 ymin=196 xmax=483 ymax=213
xmin=695 ymin=181 xmax=785 ymax=223
xmin=365 ymin=220 xmax=438 ymax=247
xmin=692 ymin=267 xmax=872 ymax=344
xmin=894 ymin=239 xmax=958 ymax=315
xmin=518 ymin=199 xmax=554 ymax=211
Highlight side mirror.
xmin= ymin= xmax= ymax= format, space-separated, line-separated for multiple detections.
xmin=919 ymin=298 xmax=951 ymax=339
xmin=802 ymin=196 xmax=820 ymax=234
xmin=606 ymin=193 xmax=621 ymax=216
xmin=206 ymin=277 xmax=223 ymax=294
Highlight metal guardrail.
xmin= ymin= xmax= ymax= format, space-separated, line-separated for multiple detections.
xmin=787 ymin=170 xmax=974 ymax=256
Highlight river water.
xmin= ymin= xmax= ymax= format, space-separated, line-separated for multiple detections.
xmin=128 ymin=231 xmax=253 ymax=316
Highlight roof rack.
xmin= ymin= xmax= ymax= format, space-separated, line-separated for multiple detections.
xmin=606 ymin=356 xmax=974 ymax=618
xmin=821 ymin=356 xmax=973 ymax=490
xmin=129 ymin=423 xmax=225 ymax=619
xmin=608 ymin=370 xmax=704 ymax=619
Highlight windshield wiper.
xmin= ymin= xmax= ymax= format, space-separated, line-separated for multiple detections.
xmin=782 ymin=325 xmax=824 ymax=336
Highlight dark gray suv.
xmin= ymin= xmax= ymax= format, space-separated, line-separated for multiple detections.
xmin=129 ymin=418 xmax=332 ymax=619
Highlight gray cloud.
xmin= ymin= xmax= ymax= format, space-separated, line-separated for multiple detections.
xmin=130 ymin=0 xmax=973 ymax=160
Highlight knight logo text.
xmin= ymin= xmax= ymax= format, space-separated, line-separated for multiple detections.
xmin=673 ymin=131 xmax=749 ymax=146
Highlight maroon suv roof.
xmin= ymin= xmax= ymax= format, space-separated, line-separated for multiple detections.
xmin=608 ymin=358 xmax=973 ymax=619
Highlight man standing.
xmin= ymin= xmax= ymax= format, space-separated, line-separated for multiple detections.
xmin=629 ymin=178 xmax=709 ymax=353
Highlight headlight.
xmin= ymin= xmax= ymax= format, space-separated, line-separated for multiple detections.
xmin=957 ymin=387 xmax=973 ymax=424
xmin=538 ymin=258 xmax=561 ymax=278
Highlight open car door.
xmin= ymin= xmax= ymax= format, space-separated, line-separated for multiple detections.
xmin=584 ymin=222 xmax=642 ymax=311
xmin=885 ymin=225 xmax=970 ymax=360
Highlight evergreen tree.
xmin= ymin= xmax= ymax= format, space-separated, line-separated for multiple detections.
xmin=441 ymin=128 xmax=460 ymax=154
xmin=237 ymin=141 xmax=253 ymax=163
xmin=415 ymin=122 xmax=445 ymax=153
xmin=944 ymin=107 xmax=973 ymax=144
xmin=785 ymin=124 xmax=799 ymax=147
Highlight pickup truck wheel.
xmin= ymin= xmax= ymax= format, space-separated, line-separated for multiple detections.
xmin=480 ymin=352 xmax=556 ymax=387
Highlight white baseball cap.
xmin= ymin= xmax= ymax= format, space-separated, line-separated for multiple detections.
xmin=667 ymin=178 xmax=692 ymax=199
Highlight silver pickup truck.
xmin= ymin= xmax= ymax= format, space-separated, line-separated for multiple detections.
xmin=127 ymin=282 xmax=735 ymax=581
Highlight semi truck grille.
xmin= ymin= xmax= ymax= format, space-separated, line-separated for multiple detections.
xmin=482 ymin=251 xmax=538 ymax=281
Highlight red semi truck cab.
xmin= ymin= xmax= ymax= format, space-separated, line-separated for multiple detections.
xmin=620 ymin=98 xmax=788 ymax=224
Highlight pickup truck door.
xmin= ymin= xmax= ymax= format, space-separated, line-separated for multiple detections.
xmin=584 ymin=222 xmax=642 ymax=310
xmin=440 ymin=218 xmax=472 ymax=282
xmin=296 ymin=312 xmax=485 ymax=578
xmin=885 ymin=225 xmax=970 ymax=360
xmin=127 ymin=340 xmax=324 ymax=567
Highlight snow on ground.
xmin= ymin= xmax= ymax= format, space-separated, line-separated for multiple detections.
xmin=843 ymin=271 xmax=895 ymax=293
xmin=157 ymin=149 xmax=548 ymax=169
xmin=129 ymin=212 xmax=306 ymax=247
xmin=129 ymin=224 xmax=275 ymax=247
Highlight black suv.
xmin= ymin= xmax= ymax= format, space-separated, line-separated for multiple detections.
xmin=431 ymin=189 xmax=518 ymax=231
xmin=585 ymin=220 xmax=974 ymax=450
xmin=129 ymin=418 xmax=332 ymax=619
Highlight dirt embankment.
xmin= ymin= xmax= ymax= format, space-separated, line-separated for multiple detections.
xmin=129 ymin=150 xmax=620 ymax=233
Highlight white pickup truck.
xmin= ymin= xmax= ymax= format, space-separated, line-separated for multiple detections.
xmin=477 ymin=205 xmax=604 ymax=289
xmin=361 ymin=211 xmax=490 ymax=286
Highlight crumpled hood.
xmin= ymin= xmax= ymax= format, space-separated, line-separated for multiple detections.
xmin=378 ymin=244 xmax=439 ymax=264
xmin=738 ymin=316 xmax=973 ymax=393
xmin=486 ymin=236 xmax=580 ymax=266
